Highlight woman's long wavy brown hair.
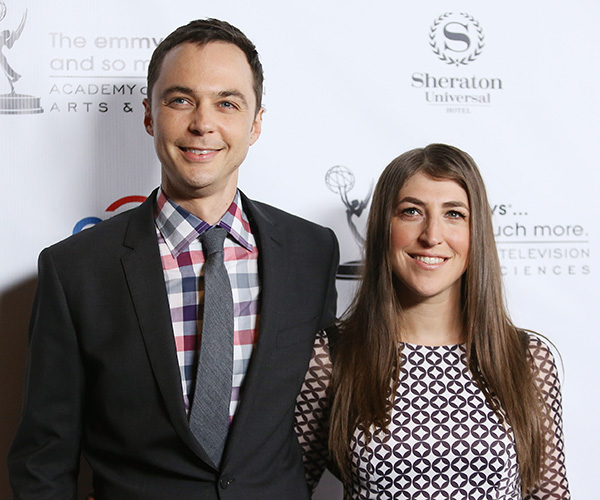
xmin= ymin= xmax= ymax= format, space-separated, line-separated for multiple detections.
xmin=329 ymin=144 xmax=547 ymax=493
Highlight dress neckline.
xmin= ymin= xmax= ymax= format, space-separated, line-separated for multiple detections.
xmin=399 ymin=341 xmax=465 ymax=349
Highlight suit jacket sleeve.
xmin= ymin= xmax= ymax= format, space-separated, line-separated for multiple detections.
xmin=8 ymin=248 xmax=85 ymax=499
xmin=320 ymin=227 xmax=339 ymax=330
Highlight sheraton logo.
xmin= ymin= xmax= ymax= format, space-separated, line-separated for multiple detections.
xmin=410 ymin=12 xmax=503 ymax=112
xmin=429 ymin=12 xmax=484 ymax=67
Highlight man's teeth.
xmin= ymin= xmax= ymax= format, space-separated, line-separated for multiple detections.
xmin=186 ymin=148 xmax=214 ymax=154
xmin=414 ymin=256 xmax=445 ymax=264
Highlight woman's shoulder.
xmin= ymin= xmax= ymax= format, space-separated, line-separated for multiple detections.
xmin=522 ymin=331 xmax=563 ymax=396
xmin=523 ymin=331 xmax=557 ymax=366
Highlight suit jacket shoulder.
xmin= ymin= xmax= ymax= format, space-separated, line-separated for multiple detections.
xmin=240 ymin=193 xmax=338 ymax=253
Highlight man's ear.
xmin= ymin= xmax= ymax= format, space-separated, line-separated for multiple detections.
xmin=143 ymin=98 xmax=154 ymax=136
xmin=249 ymin=106 xmax=265 ymax=146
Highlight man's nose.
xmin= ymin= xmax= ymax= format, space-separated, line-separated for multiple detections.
xmin=189 ymin=103 xmax=216 ymax=135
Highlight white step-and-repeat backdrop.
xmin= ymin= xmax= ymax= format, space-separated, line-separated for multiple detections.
xmin=1 ymin=1 xmax=597 ymax=497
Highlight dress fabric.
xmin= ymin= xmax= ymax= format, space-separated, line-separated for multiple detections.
xmin=295 ymin=332 xmax=570 ymax=500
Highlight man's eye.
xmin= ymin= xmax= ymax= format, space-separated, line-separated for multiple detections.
xmin=220 ymin=101 xmax=236 ymax=109
xmin=168 ymin=97 xmax=189 ymax=106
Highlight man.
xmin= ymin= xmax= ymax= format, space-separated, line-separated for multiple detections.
xmin=9 ymin=19 xmax=338 ymax=499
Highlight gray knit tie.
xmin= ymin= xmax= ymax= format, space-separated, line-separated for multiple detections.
xmin=189 ymin=226 xmax=233 ymax=468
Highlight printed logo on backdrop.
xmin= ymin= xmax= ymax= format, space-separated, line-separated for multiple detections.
xmin=0 ymin=4 xmax=156 ymax=115
xmin=325 ymin=166 xmax=372 ymax=280
xmin=411 ymin=12 xmax=502 ymax=113
xmin=429 ymin=13 xmax=484 ymax=67
xmin=73 ymin=195 xmax=146 ymax=234
xmin=0 ymin=4 xmax=43 ymax=114
xmin=14 ymin=9 xmax=165 ymax=115
xmin=48 ymin=30 xmax=161 ymax=114
xmin=493 ymin=202 xmax=591 ymax=277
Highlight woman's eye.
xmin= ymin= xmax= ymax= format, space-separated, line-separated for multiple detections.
xmin=447 ymin=210 xmax=466 ymax=219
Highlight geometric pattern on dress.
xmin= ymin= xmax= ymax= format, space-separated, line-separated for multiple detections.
xmin=346 ymin=343 xmax=521 ymax=500
xmin=295 ymin=334 xmax=570 ymax=500
xmin=525 ymin=336 xmax=570 ymax=500
xmin=295 ymin=329 xmax=332 ymax=491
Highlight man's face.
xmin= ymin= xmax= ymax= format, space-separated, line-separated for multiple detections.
xmin=144 ymin=42 xmax=263 ymax=205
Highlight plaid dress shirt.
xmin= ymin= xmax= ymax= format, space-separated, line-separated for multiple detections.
xmin=154 ymin=189 xmax=260 ymax=420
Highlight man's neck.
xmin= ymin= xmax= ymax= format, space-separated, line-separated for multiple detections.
xmin=162 ymin=186 xmax=237 ymax=225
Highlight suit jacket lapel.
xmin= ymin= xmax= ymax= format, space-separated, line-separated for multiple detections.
xmin=120 ymin=191 xmax=215 ymax=466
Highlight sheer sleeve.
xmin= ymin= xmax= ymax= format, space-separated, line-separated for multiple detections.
xmin=525 ymin=335 xmax=570 ymax=499
xmin=294 ymin=329 xmax=333 ymax=491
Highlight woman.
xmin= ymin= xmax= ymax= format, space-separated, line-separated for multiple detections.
xmin=295 ymin=144 xmax=569 ymax=498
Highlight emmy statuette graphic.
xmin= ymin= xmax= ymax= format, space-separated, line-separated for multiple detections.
xmin=0 ymin=4 xmax=43 ymax=114
xmin=325 ymin=165 xmax=372 ymax=279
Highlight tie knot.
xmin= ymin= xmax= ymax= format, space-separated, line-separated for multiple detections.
xmin=202 ymin=226 xmax=228 ymax=256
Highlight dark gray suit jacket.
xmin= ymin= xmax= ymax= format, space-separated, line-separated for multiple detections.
xmin=9 ymin=190 xmax=339 ymax=500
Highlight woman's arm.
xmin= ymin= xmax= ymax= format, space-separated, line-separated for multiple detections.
xmin=525 ymin=335 xmax=570 ymax=500
xmin=294 ymin=329 xmax=333 ymax=492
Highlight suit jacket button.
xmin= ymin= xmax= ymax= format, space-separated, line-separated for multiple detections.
xmin=219 ymin=477 xmax=234 ymax=489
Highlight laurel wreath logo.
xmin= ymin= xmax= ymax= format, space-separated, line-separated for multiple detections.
xmin=429 ymin=12 xmax=485 ymax=67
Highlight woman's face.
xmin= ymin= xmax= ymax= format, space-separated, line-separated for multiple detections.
xmin=390 ymin=172 xmax=470 ymax=304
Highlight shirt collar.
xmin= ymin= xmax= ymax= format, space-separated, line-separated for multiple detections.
xmin=154 ymin=188 xmax=254 ymax=258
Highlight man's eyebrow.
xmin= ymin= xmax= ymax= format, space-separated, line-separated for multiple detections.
xmin=160 ymin=85 xmax=194 ymax=99
xmin=217 ymin=90 xmax=249 ymax=106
